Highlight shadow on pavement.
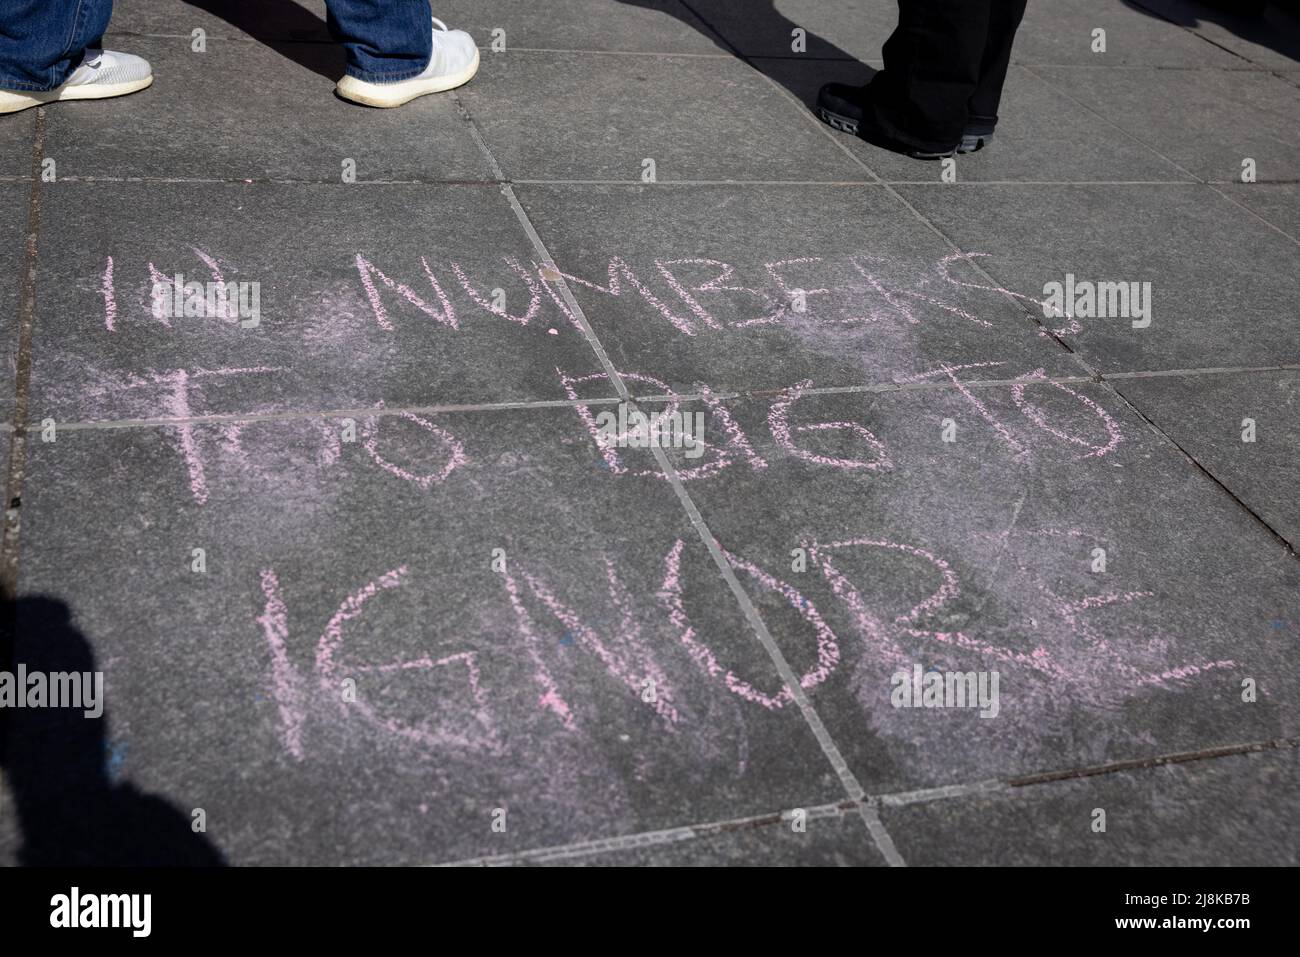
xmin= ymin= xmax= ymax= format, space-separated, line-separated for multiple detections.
xmin=176 ymin=0 xmax=887 ymax=107
xmin=623 ymin=0 xmax=881 ymax=109
xmin=0 ymin=596 xmax=226 ymax=866
xmin=1123 ymin=0 xmax=1300 ymax=65
xmin=182 ymin=0 xmax=344 ymax=81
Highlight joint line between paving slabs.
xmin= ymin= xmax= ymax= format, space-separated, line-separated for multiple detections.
xmin=648 ymin=20 xmax=1300 ymax=812
xmin=782 ymin=66 xmax=1300 ymax=561
xmin=435 ymin=799 xmax=856 ymax=867
xmin=1007 ymin=735 xmax=1300 ymax=788
xmin=1125 ymin=0 xmax=1262 ymax=68
xmin=1016 ymin=57 xmax=1299 ymax=256
xmin=996 ymin=69 xmax=1300 ymax=550
xmin=433 ymin=734 xmax=1300 ymax=865
xmin=1 ymin=108 xmax=46 ymax=600
xmin=646 ymin=436 xmax=905 ymax=865
xmin=673 ymin=0 xmax=884 ymax=184
xmin=1019 ymin=53 xmax=1300 ymax=243
xmin=1018 ymin=64 xmax=1203 ymax=184
xmin=13 ymin=175 xmax=1270 ymax=188
xmin=1203 ymin=181 xmax=1300 ymax=247
xmin=1016 ymin=59 xmax=1300 ymax=250
xmin=911 ymin=189 xmax=1298 ymax=556
xmin=453 ymin=86 xmax=907 ymax=867
xmin=1114 ymin=389 xmax=1299 ymax=561
xmin=27 ymin=363 xmax=1300 ymax=434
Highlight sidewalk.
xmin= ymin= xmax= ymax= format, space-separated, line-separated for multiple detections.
xmin=1 ymin=0 xmax=1297 ymax=866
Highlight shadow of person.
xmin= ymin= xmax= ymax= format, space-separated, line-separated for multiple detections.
xmin=1122 ymin=0 xmax=1300 ymax=66
xmin=180 ymin=0 xmax=885 ymax=106
xmin=181 ymin=0 xmax=345 ymax=82
xmin=0 ymin=596 xmax=226 ymax=866
xmin=612 ymin=0 xmax=877 ymax=109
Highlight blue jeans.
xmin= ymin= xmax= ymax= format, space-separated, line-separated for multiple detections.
xmin=0 ymin=0 xmax=434 ymax=91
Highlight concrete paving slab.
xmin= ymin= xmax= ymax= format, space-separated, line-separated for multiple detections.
xmin=112 ymin=0 xmax=728 ymax=55
xmin=882 ymin=746 xmax=1300 ymax=865
xmin=0 ymin=108 xmax=36 ymax=179
xmin=512 ymin=183 xmax=1086 ymax=397
xmin=434 ymin=0 xmax=729 ymax=54
xmin=26 ymin=181 xmax=615 ymax=423
xmin=110 ymin=0 xmax=331 ymax=41
xmin=750 ymin=61 xmax=1190 ymax=183
xmin=1115 ymin=370 xmax=1300 ymax=549
xmin=3 ymin=0 xmax=1296 ymax=868
xmin=0 ymin=184 xmax=28 ymax=416
xmin=897 ymin=183 xmax=1300 ymax=374
xmin=458 ymin=51 xmax=865 ymax=182
xmin=1016 ymin=0 xmax=1247 ymax=67
xmin=40 ymin=36 xmax=493 ymax=183
xmin=1221 ymin=182 xmax=1300 ymax=239
xmin=540 ymin=806 xmax=887 ymax=865
xmin=6 ymin=404 xmax=848 ymax=865
xmin=1128 ymin=0 xmax=1300 ymax=71
xmin=656 ymin=381 xmax=1300 ymax=793
xmin=680 ymin=0 xmax=892 ymax=62
xmin=1032 ymin=65 xmax=1300 ymax=183
xmin=686 ymin=0 xmax=1248 ymax=68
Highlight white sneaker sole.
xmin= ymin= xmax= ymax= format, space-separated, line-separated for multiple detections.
xmin=335 ymin=48 xmax=480 ymax=108
xmin=0 ymin=74 xmax=154 ymax=115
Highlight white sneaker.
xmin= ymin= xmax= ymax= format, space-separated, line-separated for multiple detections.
xmin=0 ymin=48 xmax=153 ymax=115
xmin=336 ymin=17 xmax=479 ymax=108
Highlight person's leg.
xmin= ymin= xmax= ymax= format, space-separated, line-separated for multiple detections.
xmin=0 ymin=0 xmax=152 ymax=114
xmin=0 ymin=0 xmax=113 ymax=91
xmin=967 ymin=0 xmax=1029 ymax=134
xmin=817 ymin=0 xmax=1030 ymax=156
xmin=865 ymin=0 xmax=993 ymax=154
xmin=325 ymin=0 xmax=434 ymax=83
xmin=326 ymin=0 xmax=478 ymax=107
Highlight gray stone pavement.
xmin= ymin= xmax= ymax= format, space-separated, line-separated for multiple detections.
xmin=0 ymin=0 xmax=1297 ymax=866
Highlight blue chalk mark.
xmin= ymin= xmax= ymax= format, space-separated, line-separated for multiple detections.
xmin=559 ymin=632 xmax=575 ymax=646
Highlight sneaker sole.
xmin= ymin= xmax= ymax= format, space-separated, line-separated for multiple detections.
xmin=0 ymin=74 xmax=154 ymax=115
xmin=336 ymin=48 xmax=480 ymax=108
xmin=958 ymin=131 xmax=992 ymax=153
xmin=817 ymin=106 xmax=860 ymax=136
xmin=817 ymin=105 xmax=991 ymax=156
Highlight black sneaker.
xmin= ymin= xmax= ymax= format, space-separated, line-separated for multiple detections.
xmin=816 ymin=82 xmax=994 ymax=157
xmin=816 ymin=82 xmax=871 ymax=134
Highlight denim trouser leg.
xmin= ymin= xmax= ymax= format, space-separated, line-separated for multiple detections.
xmin=325 ymin=0 xmax=434 ymax=82
xmin=0 ymin=0 xmax=113 ymax=91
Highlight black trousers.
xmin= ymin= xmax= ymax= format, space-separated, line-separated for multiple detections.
xmin=868 ymin=0 xmax=1029 ymax=152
